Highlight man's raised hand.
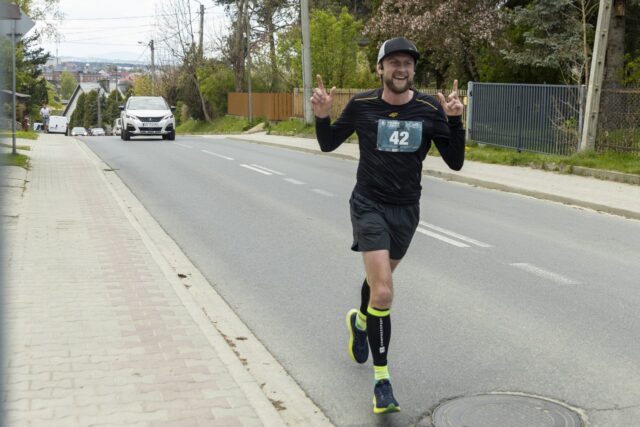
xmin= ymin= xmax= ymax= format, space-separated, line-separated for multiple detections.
xmin=437 ymin=79 xmax=464 ymax=117
xmin=310 ymin=75 xmax=336 ymax=119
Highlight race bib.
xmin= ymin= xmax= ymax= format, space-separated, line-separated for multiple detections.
xmin=376 ymin=119 xmax=423 ymax=152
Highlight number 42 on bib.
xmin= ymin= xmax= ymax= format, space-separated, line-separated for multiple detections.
xmin=376 ymin=119 xmax=423 ymax=152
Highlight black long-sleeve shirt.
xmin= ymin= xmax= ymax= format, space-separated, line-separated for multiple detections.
xmin=315 ymin=88 xmax=465 ymax=204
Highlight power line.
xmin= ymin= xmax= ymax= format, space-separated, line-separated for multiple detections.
xmin=41 ymin=7 xmax=222 ymax=22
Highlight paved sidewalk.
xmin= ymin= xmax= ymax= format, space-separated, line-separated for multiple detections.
xmin=225 ymin=132 xmax=640 ymax=220
xmin=1 ymin=135 xmax=329 ymax=427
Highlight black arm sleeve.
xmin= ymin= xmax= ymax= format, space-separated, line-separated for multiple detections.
xmin=315 ymin=100 xmax=356 ymax=152
xmin=432 ymin=114 xmax=465 ymax=171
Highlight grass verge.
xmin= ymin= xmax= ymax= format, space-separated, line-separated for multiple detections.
xmin=269 ymin=119 xmax=316 ymax=137
xmin=0 ymin=142 xmax=31 ymax=151
xmin=0 ymin=130 xmax=39 ymax=140
xmin=456 ymin=143 xmax=640 ymax=175
xmin=1 ymin=152 xmax=30 ymax=169
xmin=177 ymin=116 xmax=252 ymax=134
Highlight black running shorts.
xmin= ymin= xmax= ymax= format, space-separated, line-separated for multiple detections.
xmin=349 ymin=190 xmax=420 ymax=260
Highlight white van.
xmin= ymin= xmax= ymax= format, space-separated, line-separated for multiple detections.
xmin=48 ymin=116 xmax=68 ymax=134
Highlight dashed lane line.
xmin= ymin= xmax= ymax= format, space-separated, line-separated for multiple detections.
xmin=250 ymin=164 xmax=284 ymax=175
xmin=174 ymin=143 xmax=193 ymax=149
xmin=416 ymin=227 xmax=470 ymax=248
xmin=202 ymin=150 xmax=234 ymax=160
xmin=284 ymin=178 xmax=305 ymax=185
xmin=510 ymin=263 xmax=580 ymax=285
xmin=419 ymin=221 xmax=492 ymax=248
xmin=312 ymin=189 xmax=334 ymax=197
xmin=240 ymin=164 xmax=272 ymax=175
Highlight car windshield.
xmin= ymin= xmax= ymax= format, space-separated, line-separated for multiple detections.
xmin=127 ymin=98 xmax=168 ymax=110
xmin=72 ymin=127 xmax=85 ymax=132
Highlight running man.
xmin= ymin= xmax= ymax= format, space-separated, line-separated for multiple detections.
xmin=310 ymin=37 xmax=465 ymax=414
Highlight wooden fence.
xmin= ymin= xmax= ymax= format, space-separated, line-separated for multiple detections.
xmin=227 ymin=92 xmax=293 ymax=121
xmin=229 ymin=88 xmax=468 ymax=122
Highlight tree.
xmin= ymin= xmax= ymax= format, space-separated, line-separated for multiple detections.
xmin=604 ymin=0 xmax=626 ymax=87
xmin=216 ymin=0 xmax=297 ymax=92
xmin=367 ymin=0 xmax=503 ymax=87
xmin=69 ymin=92 xmax=86 ymax=128
xmin=59 ymin=71 xmax=77 ymax=100
xmin=501 ymin=0 xmax=599 ymax=85
xmin=157 ymin=0 xmax=211 ymax=121
xmin=132 ymin=74 xmax=152 ymax=96
xmin=198 ymin=60 xmax=236 ymax=117
xmin=14 ymin=0 xmax=63 ymax=39
xmin=1 ymin=34 xmax=51 ymax=119
xmin=278 ymin=7 xmax=372 ymax=89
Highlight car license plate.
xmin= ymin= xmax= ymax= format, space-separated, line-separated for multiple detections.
xmin=141 ymin=122 xmax=154 ymax=127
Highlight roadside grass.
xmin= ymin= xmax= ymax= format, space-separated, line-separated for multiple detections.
xmin=268 ymin=119 xmax=358 ymax=142
xmin=1 ymin=152 xmax=30 ymax=169
xmin=177 ymin=116 xmax=251 ymax=134
xmin=269 ymin=119 xmax=316 ymax=137
xmin=441 ymin=142 xmax=640 ymax=175
xmin=1 ymin=130 xmax=39 ymax=140
xmin=0 ymin=142 xmax=31 ymax=151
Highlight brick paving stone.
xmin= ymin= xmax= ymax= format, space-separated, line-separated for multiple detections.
xmin=1 ymin=136 xmax=274 ymax=426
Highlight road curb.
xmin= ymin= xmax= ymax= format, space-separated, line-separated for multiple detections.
xmin=569 ymin=165 xmax=640 ymax=186
xmin=425 ymin=169 xmax=640 ymax=221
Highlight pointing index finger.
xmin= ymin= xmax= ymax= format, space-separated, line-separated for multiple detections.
xmin=316 ymin=74 xmax=325 ymax=93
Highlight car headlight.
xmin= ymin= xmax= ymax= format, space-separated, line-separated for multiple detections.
xmin=162 ymin=114 xmax=174 ymax=121
xmin=126 ymin=114 xmax=139 ymax=121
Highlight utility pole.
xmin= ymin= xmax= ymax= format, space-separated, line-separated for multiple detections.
xmin=580 ymin=0 xmax=613 ymax=152
xmin=301 ymin=0 xmax=313 ymax=124
xmin=115 ymin=65 xmax=119 ymax=103
xmin=97 ymin=90 xmax=102 ymax=128
xmin=246 ymin=6 xmax=252 ymax=124
xmin=150 ymin=39 xmax=155 ymax=96
xmin=199 ymin=3 xmax=205 ymax=59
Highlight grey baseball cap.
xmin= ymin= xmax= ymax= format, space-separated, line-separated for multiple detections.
xmin=377 ymin=37 xmax=420 ymax=64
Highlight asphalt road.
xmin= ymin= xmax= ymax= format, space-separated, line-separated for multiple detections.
xmin=84 ymin=134 xmax=640 ymax=427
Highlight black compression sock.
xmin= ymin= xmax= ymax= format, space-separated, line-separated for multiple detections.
xmin=359 ymin=277 xmax=370 ymax=318
xmin=367 ymin=306 xmax=391 ymax=367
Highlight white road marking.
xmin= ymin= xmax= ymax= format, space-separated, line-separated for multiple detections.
xmin=510 ymin=263 xmax=580 ymax=285
xmin=240 ymin=164 xmax=272 ymax=175
xmin=416 ymin=227 xmax=470 ymax=247
xmin=174 ymin=143 xmax=192 ymax=149
xmin=202 ymin=150 xmax=234 ymax=160
xmin=284 ymin=178 xmax=305 ymax=185
xmin=419 ymin=221 xmax=492 ymax=247
xmin=250 ymin=164 xmax=284 ymax=175
xmin=312 ymin=189 xmax=334 ymax=197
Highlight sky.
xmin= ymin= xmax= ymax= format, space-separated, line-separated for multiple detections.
xmin=36 ymin=0 xmax=230 ymax=63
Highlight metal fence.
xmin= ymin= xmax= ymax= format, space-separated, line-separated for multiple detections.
xmin=597 ymin=86 xmax=640 ymax=155
xmin=468 ymin=82 xmax=586 ymax=155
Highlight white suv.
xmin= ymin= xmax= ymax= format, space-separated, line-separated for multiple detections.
xmin=120 ymin=96 xmax=176 ymax=141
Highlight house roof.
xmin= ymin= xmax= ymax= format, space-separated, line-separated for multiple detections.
xmin=62 ymin=82 xmax=124 ymax=117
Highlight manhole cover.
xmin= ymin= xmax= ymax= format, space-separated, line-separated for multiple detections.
xmin=433 ymin=394 xmax=583 ymax=427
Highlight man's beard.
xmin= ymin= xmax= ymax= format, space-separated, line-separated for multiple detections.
xmin=384 ymin=74 xmax=413 ymax=94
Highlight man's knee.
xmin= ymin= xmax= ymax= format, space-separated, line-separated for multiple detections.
xmin=369 ymin=279 xmax=393 ymax=308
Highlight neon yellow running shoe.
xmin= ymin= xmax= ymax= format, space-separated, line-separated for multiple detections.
xmin=373 ymin=379 xmax=401 ymax=414
xmin=346 ymin=309 xmax=368 ymax=364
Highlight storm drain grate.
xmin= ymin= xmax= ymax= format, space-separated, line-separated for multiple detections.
xmin=432 ymin=393 xmax=583 ymax=427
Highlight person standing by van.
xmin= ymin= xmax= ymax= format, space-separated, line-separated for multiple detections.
xmin=39 ymin=104 xmax=50 ymax=132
